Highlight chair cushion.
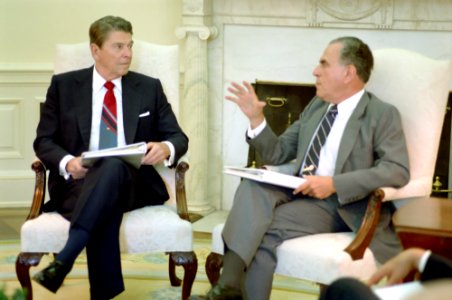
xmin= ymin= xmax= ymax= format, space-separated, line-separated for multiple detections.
xmin=120 ymin=205 xmax=193 ymax=253
xmin=274 ymin=233 xmax=377 ymax=284
xmin=21 ymin=212 xmax=70 ymax=253
xmin=210 ymin=224 xmax=377 ymax=284
xmin=21 ymin=205 xmax=193 ymax=253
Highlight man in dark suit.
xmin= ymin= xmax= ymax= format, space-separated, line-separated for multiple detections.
xmin=319 ymin=248 xmax=452 ymax=300
xmin=192 ymin=37 xmax=409 ymax=300
xmin=32 ymin=16 xmax=188 ymax=299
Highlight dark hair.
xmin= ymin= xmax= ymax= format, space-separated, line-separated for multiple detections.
xmin=89 ymin=16 xmax=133 ymax=47
xmin=330 ymin=36 xmax=373 ymax=83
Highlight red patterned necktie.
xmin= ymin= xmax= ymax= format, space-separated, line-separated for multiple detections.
xmin=99 ymin=81 xmax=117 ymax=149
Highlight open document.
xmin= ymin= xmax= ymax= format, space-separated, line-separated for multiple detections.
xmin=372 ymin=281 xmax=424 ymax=300
xmin=224 ymin=166 xmax=306 ymax=189
xmin=81 ymin=142 xmax=147 ymax=169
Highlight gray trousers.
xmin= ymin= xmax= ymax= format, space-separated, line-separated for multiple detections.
xmin=222 ymin=179 xmax=350 ymax=300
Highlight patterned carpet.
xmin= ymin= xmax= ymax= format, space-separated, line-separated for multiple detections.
xmin=0 ymin=239 xmax=319 ymax=299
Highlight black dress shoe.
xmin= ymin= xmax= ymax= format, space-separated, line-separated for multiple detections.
xmin=32 ymin=260 xmax=72 ymax=293
xmin=189 ymin=283 xmax=242 ymax=300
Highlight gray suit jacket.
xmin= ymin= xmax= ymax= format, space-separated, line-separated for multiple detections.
xmin=249 ymin=91 xmax=410 ymax=262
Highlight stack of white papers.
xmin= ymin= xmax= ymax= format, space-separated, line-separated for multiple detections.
xmin=81 ymin=142 xmax=147 ymax=169
xmin=373 ymin=281 xmax=424 ymax=300
xmin=224 ymin=166 xmax=305 ymax=189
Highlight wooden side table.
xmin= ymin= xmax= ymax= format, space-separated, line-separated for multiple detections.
xmin=393 ymin=197 xmax=452 ymax=260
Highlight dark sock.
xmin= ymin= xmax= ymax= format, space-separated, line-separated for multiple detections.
xmin=56 ymin=226 xmax=90 ymax=266
xmin=218 ymin=250 xmax=245 ymax=288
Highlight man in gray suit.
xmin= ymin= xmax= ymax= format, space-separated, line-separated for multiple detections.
xmin=193 ymin=36 xmax=410 ymax=300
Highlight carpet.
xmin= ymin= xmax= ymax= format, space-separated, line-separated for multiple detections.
xmin=0 ymin=239 xmax=319 ymax=299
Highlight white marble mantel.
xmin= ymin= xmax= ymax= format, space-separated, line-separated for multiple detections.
xmin=180 ymin=0 xmax=452 ymax=213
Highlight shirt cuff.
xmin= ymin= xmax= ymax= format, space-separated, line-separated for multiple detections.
xmin=162 ymin=141 xmax=175 ymax=167
xmin=247 ymin=119 xmax=267 ymax=139
xmin=59 ymin=154 xmax=75 ymax=180
xmin=418 ymin=250 xmax=432 ymax=272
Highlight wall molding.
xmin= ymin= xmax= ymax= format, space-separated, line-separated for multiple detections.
xmin=212 ymin=0 xmax=452 ymax=31
xmin=0 ymin=63 xmax=53 ymax=85
xmin=0 ymin=170 xmax=34 ymax=180
xmin=0 ymin=67 xmax=50 ymax=207
xmin=0 ymin=97 xmax=24 ymax=159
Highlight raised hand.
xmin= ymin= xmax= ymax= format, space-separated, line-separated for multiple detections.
xmin=225 ymin=81 xmax=266 ymax=129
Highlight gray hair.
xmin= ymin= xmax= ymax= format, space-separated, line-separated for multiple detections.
xmin=330 ymin=36 xmax=373 ymax=83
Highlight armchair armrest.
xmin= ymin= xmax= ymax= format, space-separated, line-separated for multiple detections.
xmin=28 ymin=160 xmax=47 ymax=221
xmin=28 ymin=157 xmax=191 ymax=224
xmin=174 ymin=156 xmax=190 ymax=222
xmin=344 ymin=188 xmax=384 ymax=260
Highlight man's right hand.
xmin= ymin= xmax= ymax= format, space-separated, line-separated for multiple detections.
xmin=225 ymin=81 xmax=266 ymax=129
xmin=66 ymin=157 xmax=88 ymax=179
xmin=367 ymin=248 xmax=425 ymax=286
xmin=294 ymin=175 xmax=336 ymax=199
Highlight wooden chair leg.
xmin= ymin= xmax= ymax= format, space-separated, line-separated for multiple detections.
xmin=168 ymin=252 xmax=181 ymax=286
xmin=15 ymin=252 xmax=45 ymax=300
xmin=168 ymin=251 xmax=198 ymax=300
xmin=205 ymin=252 xmax=223 ymax=286
xmin=318 ymin=283 xmax=328 ymax=295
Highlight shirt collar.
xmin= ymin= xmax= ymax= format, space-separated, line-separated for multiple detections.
xmin=335 ymin=89 xmax=364 ymax=114
xmin=92 ymin=66 xmax=122 ymax=93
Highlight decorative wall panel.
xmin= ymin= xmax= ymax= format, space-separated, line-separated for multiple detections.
xmin=0 ymin=66 xmax=51 ymax=207
xmin=0 ymin=98 xmax=22 ymax=158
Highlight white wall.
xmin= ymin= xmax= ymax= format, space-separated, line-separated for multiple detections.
xmin=0 ymin=0 xmax=182 ymax=65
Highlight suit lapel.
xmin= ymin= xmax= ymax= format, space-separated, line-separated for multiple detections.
xmin=121 ymin=74 xmax=142 ymax=144
xmin=74 ymin=68 xmax=94 ymax=149
xmin=335 ymin=92 xmax=370 ymax=173
xmin=295 ymin=100 xmax=329 ymax=173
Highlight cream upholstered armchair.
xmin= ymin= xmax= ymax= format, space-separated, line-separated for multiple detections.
xmin=206 ymin=49 xmax=452 ymax=290
xmin=15 ymin=41 xmax=197 ymax=300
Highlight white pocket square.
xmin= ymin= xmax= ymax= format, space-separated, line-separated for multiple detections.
xmin=139 ymin=111 xmax=150 ymax=117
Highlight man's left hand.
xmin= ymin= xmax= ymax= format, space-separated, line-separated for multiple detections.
xmin=141 ymin=142 xmax=170 ymax=165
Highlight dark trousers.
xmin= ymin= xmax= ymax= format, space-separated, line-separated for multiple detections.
xmin=60 ymin=158 xmax=149 ymax=299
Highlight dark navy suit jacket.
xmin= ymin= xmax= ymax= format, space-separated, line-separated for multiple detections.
xmin=421 ymin=253 xmax=452 ymax=281
xmin=34 ymin=66 xmax=188 ymax=216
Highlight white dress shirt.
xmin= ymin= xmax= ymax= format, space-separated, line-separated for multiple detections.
xmin=315 ymin=90 xmax=364 ymax=176
xmin=418 ymin=250 xmax=432 ymax=272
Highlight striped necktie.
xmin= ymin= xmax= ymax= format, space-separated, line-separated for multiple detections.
xmin=99 ymin=81 xmax=117 ymax=149
xmin=302 ymin=105 xmax=338 ymax=175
